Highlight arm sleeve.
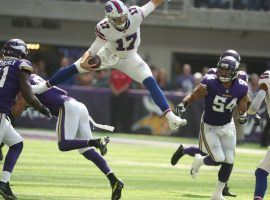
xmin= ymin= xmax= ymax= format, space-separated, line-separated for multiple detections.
xmin=247 ymin=90 xmax=267 ymax=115
xmin=48 ymin=64 xmax=79 ymax=86
xmin=87 ymin=37 xmax=106 ymax=55
xmin=140 ymin=2 xmax=155 ymax=18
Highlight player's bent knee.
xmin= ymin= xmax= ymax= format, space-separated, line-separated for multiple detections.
xmin=213 ymin=154 xmax=225 ymax=163
xmin=58 ymin=141 xmax=69 ymax=152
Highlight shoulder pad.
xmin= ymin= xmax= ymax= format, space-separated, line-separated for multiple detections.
xmin=19 ymin=59 xmax=33 ymax=73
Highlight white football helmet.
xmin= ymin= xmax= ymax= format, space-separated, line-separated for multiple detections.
xmin=105 ymin=0 xmax=129 ymax=30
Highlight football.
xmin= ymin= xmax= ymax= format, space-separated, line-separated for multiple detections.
xmin=88 ymin=55 xmax=101 ymax=69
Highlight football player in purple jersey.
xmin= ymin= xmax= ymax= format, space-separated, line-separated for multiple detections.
xmin=171 ymin=50 xmax=244 ymax=198
xmin=11 ymin=74 xmax=123 ymax=200
xmin=173 ymin=55 xmax=250 ymax=200
xmin=0 ymin=39 xmax=51 ymax=199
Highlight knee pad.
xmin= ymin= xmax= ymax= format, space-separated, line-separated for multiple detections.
xmin=213 ymin=153 xmax=225 ymax=163
xmin=225 ymin=153 xmax=235 ymax=164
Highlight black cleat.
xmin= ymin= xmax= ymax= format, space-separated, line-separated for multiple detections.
xmin=97 ymin=136 xmax=110 ymax=156
xmin=222 ymin=185 xmax=237 ymax=197
xmin=171 ymin=144 xmax=184 ymax=166
xmin=0 ymin=182 xmax=17 ymax=200
xmin=111 ymin=179 xmax=124 ymax=200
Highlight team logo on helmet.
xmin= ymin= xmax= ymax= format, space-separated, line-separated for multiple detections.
xmin=105 ymin=5 xmax=113 ymax=13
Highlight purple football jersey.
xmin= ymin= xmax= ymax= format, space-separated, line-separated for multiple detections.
xmin=201 ymin=74 xmax=248 ymax=126
xmin=30 ymin=74 xmax=70 ymax=116
xmin=0 ymin=57 xmax=32 ymax=115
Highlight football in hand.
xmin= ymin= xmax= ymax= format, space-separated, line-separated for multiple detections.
xmin=88 ymin=55 xmax=101 ymax=69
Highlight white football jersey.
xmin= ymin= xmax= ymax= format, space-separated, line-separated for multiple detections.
xmin=258 ymin=70 xmax=270 ymax=116
xmin=95 ymin=6 xmax=144 ymax=58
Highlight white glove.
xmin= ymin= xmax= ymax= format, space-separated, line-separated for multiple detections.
xmin=31 ymin=81 xmax=51 ymax=94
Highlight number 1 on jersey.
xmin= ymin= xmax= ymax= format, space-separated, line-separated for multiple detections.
xmin=116 ymin=32 xmax=137 ymax=51
xmin=0 ymin=67 xmax=9 ymax=88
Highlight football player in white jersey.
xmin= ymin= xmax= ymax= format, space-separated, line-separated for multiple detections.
xmin=248 ymin=70 xmax=270 ymax=200
xmin=31 ymin=0 xmax=187 ymax=131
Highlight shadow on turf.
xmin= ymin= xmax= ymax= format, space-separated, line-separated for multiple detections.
xmin=181 ymin=194 xmax=210 ymax=198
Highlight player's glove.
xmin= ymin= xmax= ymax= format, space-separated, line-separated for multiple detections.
xmin=175 ymin=102 xmax=187 ymax=118
xmin=40 ymin=105 xmax=51 ymax=118
xmin=238 ymin=113 xmax=248 ymax=124
xmin=253 ymin=113 xmax=262 ymax=126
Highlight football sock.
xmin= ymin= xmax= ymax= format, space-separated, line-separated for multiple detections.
xmin=203 ymin=155 xmax=220 ymax=166
xmin=1 ymin=171 xmax=11 ymax=183
xmin=88 ymin=139 xmax=100 ymax=148
xmin=3 ymin=142 xmax=23 ymax=173
xmin=218 ymin=163 xmax=233 ymax=182
xmin=184 ymin=147 xmax=207 ymax=157
xmin=49 ymin=64 xmax=78 ymax=86
xmin=215 ymin=180 xmax=226 ymax=195
xmin=107 ymin=172 xmax=118 ymax=187
xmin=58 ymin=140 xmax=89 ymax=151
xmin=83 ymin=149 xmax=112 ymax=175
xmin=143 ymin=76 xmax=170 ymax=113
xmin=254 ymin=168 xmax=269 ymax=199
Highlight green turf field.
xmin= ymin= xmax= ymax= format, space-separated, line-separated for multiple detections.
xmin=1 ymin=129 xmax=267 ymax=200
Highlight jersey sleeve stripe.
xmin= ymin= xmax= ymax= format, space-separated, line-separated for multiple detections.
xmin=95 ymin=28 xmax=106 ymax=40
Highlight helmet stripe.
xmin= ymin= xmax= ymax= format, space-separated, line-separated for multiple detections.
xmin=111 ymin=0 xmax=123 ymax=14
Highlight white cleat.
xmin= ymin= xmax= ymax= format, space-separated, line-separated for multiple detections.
xmin=190 ymin=154 xmax=203 ymax=179
xmin=211 ymin=192 xmax=226 ymax=200
xmin=168 ymin=115 xmax=187 ymax=130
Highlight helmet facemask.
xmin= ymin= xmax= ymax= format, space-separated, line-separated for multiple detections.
xmin=217 ymin=56 xmax=238 ymax=83
xmin=108 ymin=14 xmax=128 ymax=30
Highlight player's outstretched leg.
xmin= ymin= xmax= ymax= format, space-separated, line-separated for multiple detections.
xmin=142 ymin=77 xmax=187 ymax=130
xmin=254 ymin=168 xmax=268 ymax=200
xmin=58 ymin=136 xmax=109 ymax=155
xmin=82 ymin=149 xmax=124 ymax=200
xmin=0 ymin=142 xmax=23 ymax=200
xmin=171 ymin=145 xmax=207 ymax=166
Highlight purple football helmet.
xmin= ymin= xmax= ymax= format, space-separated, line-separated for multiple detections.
xmin=1 ymin=39 xmax=28 ymax=59
xmin=217 ymin=56 xmax=238 ymax=82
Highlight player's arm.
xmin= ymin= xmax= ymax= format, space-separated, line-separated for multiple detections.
xmin=248 ymin=83 xmax=268 ymax=115
xmin=238 ymin=94 xmax=250 ymax=114
xmin=11 ymin=92 xmax=27 ymax=118
xmin=183 ymin=84 xmax=208 ymax=106
xmin=175 ymin=84 xmax=207 ymax=116
xmin=140 ymin=0 xmax=163 ymax=18
xmin=19 ymin=71 xmax=50 ymax=117
xmin=79 ymin=37 xmax=106 ymax=71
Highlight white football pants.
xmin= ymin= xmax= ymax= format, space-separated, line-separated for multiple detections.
xmin=199 ymin=121 xmax=236 ymax=164
xmin=0 ymin=113 xmax=23 ymax=146
xmin=56 ymin=99 xmax=93 ymax=154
